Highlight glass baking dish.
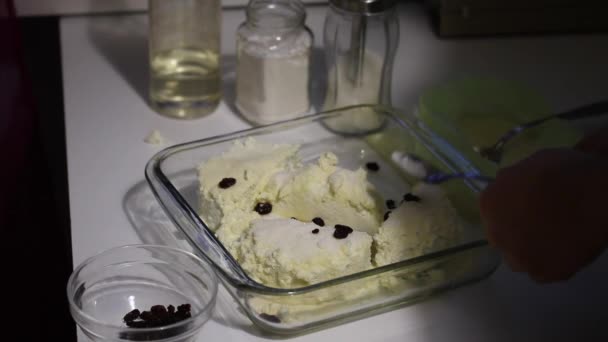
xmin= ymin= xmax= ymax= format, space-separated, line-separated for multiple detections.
xmin=145 ymin=105 xmax=500 ymax=335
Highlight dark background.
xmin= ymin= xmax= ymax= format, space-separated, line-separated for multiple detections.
xmin=2 ymin=3 xmax=75 ymax=339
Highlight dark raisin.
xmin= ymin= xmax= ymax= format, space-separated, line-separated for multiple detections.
xmin=164 ymin=316 xmax=178 ymax=325
xmin=175 ymin=310 xmax=191 ymax=320
xmin=334 ymin=224 xmax=353 ymax=230
xmin=403 ymin=193 xmax=421 ymax=202
xmin=259 ymin=313 xmax=281 ymax=323
xmin=177 ymin=304 xmax=191 ymax=312
xmin=123 ymin=309 xmax=140 ymax=322
xmin=386 ymin=199 xmax=396 ymax=209
xmin=147 ymin=316 xmax=163 ymax=327
xmin=333 ymin=224 xmax=353 ymax=239
xmin=151 ymin=305 xmax=167 ymax=315
xmin=123 ymin=303 xmax=192 ymax=331
xmin=140 ymin=310 xmax=153 ymax=321
xmin=174 ymin=303 xmax=192 ymax=320
xmin=312 ymin=228 xmax=319 ymax=234
xmin=125 ymin=320 xmax=148 ymax=328
xmin=312 ymin=217 xmax=325 ymax=227
xmin=254 ymin=202 xmax=272 ymax=215
xmin=365 ymin=162 xmax=380 ymax=171
xmin=384 ymin=211 xmax=391 ymax=221
xmin=218 ymin=177 xmax=237 ymax=189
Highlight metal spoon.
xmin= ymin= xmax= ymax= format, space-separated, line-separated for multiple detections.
xmin=391 ymin=151 xmax=493 ymax=185
xmin=474 ymin=100 xmax=608 ymax=164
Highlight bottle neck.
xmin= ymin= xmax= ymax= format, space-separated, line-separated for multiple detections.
xmin=246 ymin=0 xmax=305 ymax=32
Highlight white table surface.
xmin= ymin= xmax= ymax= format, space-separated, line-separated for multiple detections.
xmin=62 ymin=3 xmax=608 ymax=341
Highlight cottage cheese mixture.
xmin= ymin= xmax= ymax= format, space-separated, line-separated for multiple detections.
xmin=197 ymin=138 xmax=464 ymax=289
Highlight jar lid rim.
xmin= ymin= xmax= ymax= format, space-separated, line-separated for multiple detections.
xmin=246 ymin=0 xmax=306 ymax=29
xmin=329 ymin=0 xmax=397 ymax=14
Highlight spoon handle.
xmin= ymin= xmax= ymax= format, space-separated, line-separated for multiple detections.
xmin=522 ymin=100 xmax=608 ymax=129
xmin=488 ymin=100 xmax=608 ymax=156
xmin=557 ymin=100 xmax=608 ymax=120
xmin=424 ymin=172 xmax=494 ymax=185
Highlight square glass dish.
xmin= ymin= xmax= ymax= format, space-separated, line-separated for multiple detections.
xmin=145 ymin=105 xmax=500 ymax=335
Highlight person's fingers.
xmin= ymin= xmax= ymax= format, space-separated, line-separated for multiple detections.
xmin=530 ymin=273 xmax=557 ymax=284
xmin=478 ymin=148 xmax=608 ymax=284
xmin=575 ymin=125 xmax=608 ymax=156
xmin=479 ymin=181 xmax=502 ymax=248
xmin=502 ymin=251 xmax=524 ymax=273
xmin=529 ymin=268 xmax=576 ymax=284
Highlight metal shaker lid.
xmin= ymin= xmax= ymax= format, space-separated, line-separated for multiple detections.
xmin=329 ymin=0 xmax=397 ymax=14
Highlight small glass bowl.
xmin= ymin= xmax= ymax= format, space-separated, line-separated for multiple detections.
xmin=67 ymin=245 xmax=218 ymax=342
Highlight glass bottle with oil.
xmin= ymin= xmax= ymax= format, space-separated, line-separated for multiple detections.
xmin=149 ymin=0 xmax=222 ymax=119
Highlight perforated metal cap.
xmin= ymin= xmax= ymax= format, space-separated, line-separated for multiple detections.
xmin=329 ymin=0 xmax=397 ymax=14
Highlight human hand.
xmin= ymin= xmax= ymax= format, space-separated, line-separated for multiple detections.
xmin=575 ymin=125 xmax=608 ymax=156
xmin=479 ymin=148 xmax=608 ymax=283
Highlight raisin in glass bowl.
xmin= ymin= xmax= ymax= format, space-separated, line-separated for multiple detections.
xmin=67 ymin=245 xmax=218 ymax=342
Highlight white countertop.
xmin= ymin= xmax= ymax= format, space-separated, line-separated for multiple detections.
xmin=62 ymin=3 xmax=608 ymax=341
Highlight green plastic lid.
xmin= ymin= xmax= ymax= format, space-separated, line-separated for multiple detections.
xmin=418 ymin=77 xmax=583 ymax=176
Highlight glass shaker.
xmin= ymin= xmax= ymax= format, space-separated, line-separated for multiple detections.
xmin=235 ymin=0 xmax=313 ymax=125
xmin=148 ymin=0 xmax=222 ymax=119
xmin=323 ymin=0 xmax=399 ymax=132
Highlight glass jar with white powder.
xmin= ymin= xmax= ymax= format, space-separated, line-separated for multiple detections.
xmin=236 ymin=0 xmax=312 ymax=125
